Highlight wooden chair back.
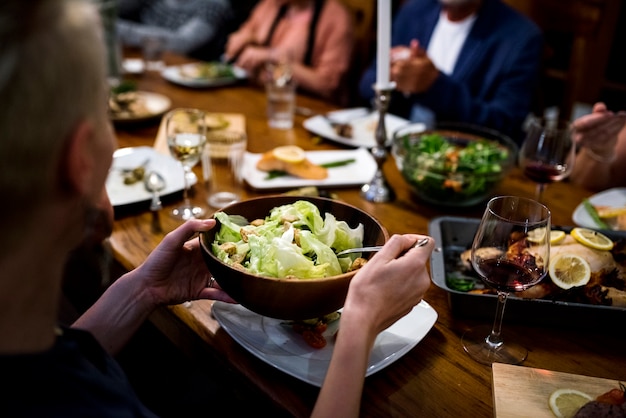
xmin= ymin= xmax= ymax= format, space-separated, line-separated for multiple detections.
xmin=504 ymin=0 xmax=621 ymax=120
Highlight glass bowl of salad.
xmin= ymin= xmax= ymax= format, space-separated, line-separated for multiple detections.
xmin=391 ymin=123 xmax=519 ymax=207
xmin=199 ymin=195 xmax=388 ymax=320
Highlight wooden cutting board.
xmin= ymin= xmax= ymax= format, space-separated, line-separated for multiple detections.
xmin=153 ymin=112 xmax=246 ymax=155
xmin=492 ymin=363 xmax=622 ymax=417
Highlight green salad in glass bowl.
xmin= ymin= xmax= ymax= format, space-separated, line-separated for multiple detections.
xmin=392 ymin=123 xmax=518 ymax=207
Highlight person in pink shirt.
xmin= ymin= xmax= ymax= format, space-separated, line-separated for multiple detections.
xmin=224 ymin=0 xmax=354 ymax=102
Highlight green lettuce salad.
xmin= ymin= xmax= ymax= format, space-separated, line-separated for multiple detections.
xmin=398 ymin=133 xmax=511 ymax=203
xmin=211 ymin=200 xmax=364 ymax=279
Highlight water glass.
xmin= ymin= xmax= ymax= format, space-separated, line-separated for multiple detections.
xmin=202 ymin=130 xmax=247 ymax=209
xmin=266 ymin=79 xmax=295 ymax=130
xmin=142 ymin=34 xmax=166 ymax=71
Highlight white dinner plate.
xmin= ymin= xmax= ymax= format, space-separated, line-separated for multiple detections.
xmin=302 ymin=107 xmax=413 ymax=148
xmin=161 ymin=63 xmax=247 ymax=88
xmin=212 ymin=300 xmax=438 ymax=387
xmin=109 ymin=91 xmax=171 ymax=123
xmin=572 ymin=187 xmax=626 ymax=230
xmin=243 ymin=147 xmax=377 ymax=190
xmin=106 ymin=146 xmax=196 ymax=207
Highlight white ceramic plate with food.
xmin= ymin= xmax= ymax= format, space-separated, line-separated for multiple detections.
xmin=106 ymin=146 xmax=195 ymax=207
xmin=109 ymin=91 xmax=171 ymax=123
xmin=161 ymin=62 xmax=247 ymax=88
xmin=242 ymin=147 xmax=377 ymax=190
xmin=572 ymin=187 xmax=626 ymax=230
xmin=302 ymin=107 xmax=413 ymax=148
xmin=212 ymin=300 xmax=438 ymax=387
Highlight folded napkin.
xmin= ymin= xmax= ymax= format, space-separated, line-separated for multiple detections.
xmin=153 ymin=112 xmax=247 ymax=155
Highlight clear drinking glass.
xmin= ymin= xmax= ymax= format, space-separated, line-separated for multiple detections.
xmin=519 ymin=117 xmax=576 ymax=203
xmin=165 ymin=108 xmax=207 ymax=220
xmin=462 ymin=196 xmax=550 ymax=365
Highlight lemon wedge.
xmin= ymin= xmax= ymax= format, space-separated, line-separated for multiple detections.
xmin=570 ymin=227 xmax=614 ymax=251
xmin=549 ymin=230 xmax=566 ymax=245
xmin=272 ymin=145 xmax=306 ymax=163
xmin=548 ymin=388 xmax=593 ymax=418
xmin=548 ymin=253 xmax=591 ymax=290
xmin=527 ymin=228 xmax=566 ymax=245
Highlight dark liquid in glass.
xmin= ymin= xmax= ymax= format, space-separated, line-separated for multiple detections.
xmin=475 ymin=259 xmax=543 ymax=293
xmin=523 ymin=161 xmax=567 ymax=183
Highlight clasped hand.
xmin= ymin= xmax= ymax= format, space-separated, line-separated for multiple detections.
xmin=390 ymin=40 xmax=439 ymax=95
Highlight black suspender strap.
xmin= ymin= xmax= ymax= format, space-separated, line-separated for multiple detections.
xmin=264 ymin=0 xmax=325 ymax=67
xmin=264 ymin=4 xmax=288 ymax=47
xmin=304 ymin=0 xmax=325 ymax=66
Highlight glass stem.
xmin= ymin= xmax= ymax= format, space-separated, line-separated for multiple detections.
xmin=182 ymin=165 xmax=191 ymax=205
xmin=486 ymin=292 xmax=509 ymax=348
xmin=535 ymin=183 xmax=546 ymax=203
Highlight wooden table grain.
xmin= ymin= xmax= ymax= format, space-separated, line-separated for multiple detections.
xmin=109 ymin=52 xmax=626 ymax=417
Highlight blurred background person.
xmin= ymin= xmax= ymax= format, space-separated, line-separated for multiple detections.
xmin=117 ymin=0 xmax=233 ymax=62
xmin=359 ymin=0 xmax=543 ymax=144
xmin=570 ymin=102 xmax=626 ymax=191
xmin=223 ymin=0 xmax=354 ymax=102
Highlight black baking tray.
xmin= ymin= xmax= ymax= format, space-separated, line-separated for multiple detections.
xmin=428 ymin=216 xmax=626 ymax=329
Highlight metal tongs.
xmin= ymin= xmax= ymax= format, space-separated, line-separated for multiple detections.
xmin=336 ymin=237 xmax=430 ymax=257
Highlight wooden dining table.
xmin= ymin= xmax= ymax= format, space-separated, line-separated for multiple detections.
xmin=110 ymin=52 xmax=626 ymax=417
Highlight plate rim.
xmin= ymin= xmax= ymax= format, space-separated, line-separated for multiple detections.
xmin=212 ymin=300 xmax=438 ymax=387
xmin=302 ymin=107 xmax=412 ymax=148
xmin=161 ymin=63 xmax=247 ymax=88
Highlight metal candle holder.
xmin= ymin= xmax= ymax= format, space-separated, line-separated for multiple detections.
xmin=361 ymin=83 xmax=396 ymax=202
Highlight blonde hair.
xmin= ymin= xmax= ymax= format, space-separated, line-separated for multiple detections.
xmin=0 ymin=0 xmax=108 ymax=233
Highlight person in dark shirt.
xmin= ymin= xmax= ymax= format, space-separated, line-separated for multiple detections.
xmin=0 ymin=1 xmax=434 ymax=417
xmin=117 ymin=0 xmax=233 ymax=61
xmin=359 ymin=0 xmax=543 ymax=143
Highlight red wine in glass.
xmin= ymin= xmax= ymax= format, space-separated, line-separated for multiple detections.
xmin=522 ymin=161 xmax=570 ymax=184
xmin=475 ymin=258 xmax=545 ymax=293
xmin=519 ymin=117 xmax=575 ymax=202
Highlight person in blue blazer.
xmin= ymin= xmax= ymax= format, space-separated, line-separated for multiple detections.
xmin=359 ymin=0 xmax=543 ymax=144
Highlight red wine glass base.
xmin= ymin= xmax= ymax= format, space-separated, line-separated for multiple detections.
xmin=462 ymin=325 xmax=527 ymax=365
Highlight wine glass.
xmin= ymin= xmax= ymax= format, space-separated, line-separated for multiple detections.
xmin=165 ymin=108 xmax=207 ymax=220
xmin=462 ymin=195 xmax=550 ymax=365
xmin=519 ymin=117 xmax=576 ymax=203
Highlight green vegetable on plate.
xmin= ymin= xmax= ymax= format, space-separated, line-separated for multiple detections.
xmin=582 ymin=198 xmax=610 ymax=229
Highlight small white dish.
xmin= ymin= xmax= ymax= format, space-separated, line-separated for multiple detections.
xmin=122 ymin=58 xmax=145 ymax=74
xmin=161 ymin=63 xmax=247 ymax=88
xmin=303 ymin=107 xmax=412 ymax=148
xmin=572 ymin=187 xmax=626 ymax=230
xmin=106 ymin=146 xmax=196 ymax=207
xmin=212 ymin=300 xmax=438 ymax=387
xmin=242 ymin=147 xmax=377 ymax=190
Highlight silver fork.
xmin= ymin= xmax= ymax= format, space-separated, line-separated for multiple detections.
xmin=336 ymin=237 xmax=429 ymax=257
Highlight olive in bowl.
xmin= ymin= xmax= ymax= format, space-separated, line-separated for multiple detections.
xmin=199 ymin=195 xmax=388 ymax=320
xmin=391 ymin=123 xmax=518 ymax=207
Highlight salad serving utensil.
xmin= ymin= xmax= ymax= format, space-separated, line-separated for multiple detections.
xmin=336 ymin=237 xmax=429 ymax=257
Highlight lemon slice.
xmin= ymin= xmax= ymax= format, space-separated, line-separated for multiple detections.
xmin=527 ymin=227 xmax=547 ymax=243
xmin=548 ymin=253 xmax=591 ymax=290
xmin=527 ymin=228 xmax=566 ymax=245
xmin=272 ymin=145 xmax=306 ymax=163
xmin=549 ymin=230 xmax=566 ymax=245
xmin=570 ymin=227 xmax=614 ymax=251
xmin=548 ymin=388 xmax=593 ymax=418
